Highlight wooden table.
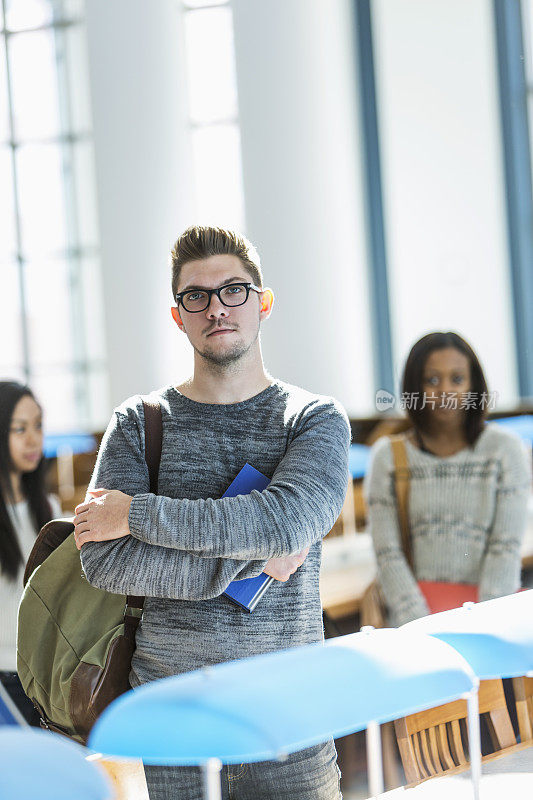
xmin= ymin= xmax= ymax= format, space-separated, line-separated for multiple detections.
xmin=320 ymin=533 xmax=376 ymax=620
xmin=320 ymin=564 xmax=375 ymax=619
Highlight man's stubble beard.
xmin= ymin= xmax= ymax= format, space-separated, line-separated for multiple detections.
xmin=193 ymin=326 xmax=260 ymax=370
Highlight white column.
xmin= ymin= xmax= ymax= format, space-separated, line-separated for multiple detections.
xmin=84 ymin=0 xmax=194 ymax=410
xmin=232 ymin=0 xmax=374 ymax=416
xmin=372 ymin=0 xmax=518 ymax=404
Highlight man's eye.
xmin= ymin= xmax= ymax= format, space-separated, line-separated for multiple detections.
xmin=452 ymin=375 xmax=465 ymax=384
xmin=186 ymin=292 xmax=205 ymax=302
xmin=224 ymin=285 xmax=244 ymax=295
xmin=424 ymin=376 xmax=439 ymax=386
xmin=10 ymin=427 xmax=25 ymax=435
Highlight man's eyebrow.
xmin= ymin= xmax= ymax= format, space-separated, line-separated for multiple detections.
xmin=180 ymin=276 xmax=248 ymax=292
xmin=11 ymin=416 xmax=42 ymax=424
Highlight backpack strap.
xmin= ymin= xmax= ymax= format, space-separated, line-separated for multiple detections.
xmin=124 ymin=397 xmax=163 ymax=639
xmin=143 ymin=397 xmax=163 ymax=495
xmin=390 ymin=434 xmax=413 ymax=570
xmin=23 ymin=519 xmax=75 ymax=587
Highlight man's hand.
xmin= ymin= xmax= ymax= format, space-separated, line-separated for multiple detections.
xmin=263 ymin=546 xmax=310 ymax=582
xmin=73 ymin=489 xmax=133 ymax=550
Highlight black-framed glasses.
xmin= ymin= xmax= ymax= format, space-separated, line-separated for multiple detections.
xmin=175 ymin=282 xmax=262 ymax=313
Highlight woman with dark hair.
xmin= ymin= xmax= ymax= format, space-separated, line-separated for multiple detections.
xmin=0 ymin=380 xmax=60 ymax=722
xmin=365 ymin=332 xmax=531 ymax=627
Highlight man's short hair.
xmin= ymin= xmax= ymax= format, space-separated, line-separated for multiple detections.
xmin=171 ymin=226 xmax=263 ymax=297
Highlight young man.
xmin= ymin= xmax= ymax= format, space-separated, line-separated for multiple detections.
xmin=74 ymin=226 xmax=350 ymax=800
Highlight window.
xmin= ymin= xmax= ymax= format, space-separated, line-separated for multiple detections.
xmin=521 ymin=3 xmax=533 ymax=299
xmin=495 ymin=0 xmax=533 ymax=399
xmin=0 ymin=0 xmax=108 ymax=432
xmin=182 ymin=0 xmax=246 ymax=231
xmin=522 ymin=0 xmax=533 ymax=149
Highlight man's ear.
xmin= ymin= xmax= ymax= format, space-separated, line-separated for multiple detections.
xmin=171 ymin=306 xmax=184 ymax=331
xmin=259 ymin=288 xmax=274 ymax=320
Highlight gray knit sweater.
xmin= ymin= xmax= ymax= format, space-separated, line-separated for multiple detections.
xmin=80 ymin=381 xmax=350 ymax=687
xmin=364 ymin=425 xmax=531 ymax=627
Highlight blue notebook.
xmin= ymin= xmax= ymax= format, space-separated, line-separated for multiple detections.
xmin=222 ymin=463 xmax=273 ymax=612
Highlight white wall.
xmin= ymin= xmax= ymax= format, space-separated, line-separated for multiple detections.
xmin=372 ymin=0 xmax=518 ymax=406
xmin=232 ymin=0 xmax=375 ymax=416
xmin=84 ymin=0 xmax=194 ymax=412
xmin=83 ymin=0 xmax=519 ymax=422
xmin=85 ymin=0 xmax=374 ymax=419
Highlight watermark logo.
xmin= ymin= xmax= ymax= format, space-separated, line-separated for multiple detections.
xmin=375 ymin=389 xmax=396 ymax=412
xmin=373 ymin=391 xmax=499 ymax=412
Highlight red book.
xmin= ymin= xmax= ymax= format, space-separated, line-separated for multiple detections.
xmin=418 ymin=581 xmax=478 ymax=614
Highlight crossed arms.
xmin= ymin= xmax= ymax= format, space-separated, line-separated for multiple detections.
xmin=78 ymin=399 xmax=350 ymax=599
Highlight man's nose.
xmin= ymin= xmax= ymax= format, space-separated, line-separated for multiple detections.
xmin=205 ymin=293 xmax=229 ymax=318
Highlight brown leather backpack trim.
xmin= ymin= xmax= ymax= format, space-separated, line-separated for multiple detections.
xmin=120 ymin=399 xmax=161 ymax=625
xmin=123 ymin=603 xmax=144 ymax=642
xmin=23 ymin=519 xmax=74 ymax=587
xmin=143 ymin=397 xmax=162 ymax=495
xmin=121 ymin=399 xmax=162 ymax=620
xmin=32 ymin=699 xmax=80 ymax=741
xmin=69 ymin=634 xmax=135 ymax=740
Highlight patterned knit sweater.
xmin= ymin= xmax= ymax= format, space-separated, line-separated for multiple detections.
xmin=80 ymin=381 xmax=350 ymax=687
xmin=364 ymin=425 xmax=531 ymax=627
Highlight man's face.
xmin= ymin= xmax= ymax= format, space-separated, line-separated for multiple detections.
xmin=171 ymin=254 xmax=272 ymax=367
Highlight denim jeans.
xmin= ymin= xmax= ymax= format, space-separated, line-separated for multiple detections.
xmin=144 ymin=740 xmax=342 ymax=800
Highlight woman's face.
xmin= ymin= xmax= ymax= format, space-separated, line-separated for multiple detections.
xmin=8 ymin=395 xmax=44 ymax=475
xmin=422 ymin=347 xmax=472 ymax=422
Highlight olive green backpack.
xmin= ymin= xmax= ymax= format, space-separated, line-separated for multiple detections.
xmin=16 ymin=398 xmax=162 ymax=743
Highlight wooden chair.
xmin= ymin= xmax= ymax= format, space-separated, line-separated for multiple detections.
xmin=394 ymin=678 xmax=517 ymax=785
xmin=340 ymin=478 xmax=357 ymax=535
xmin=513 ymin=675 xmax=533 ymax=743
